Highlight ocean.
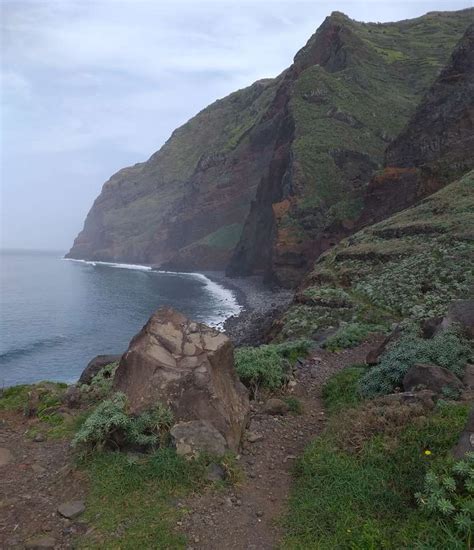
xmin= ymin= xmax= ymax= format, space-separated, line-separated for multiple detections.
xmin=0 ymin=249 xmax=241 ymax=387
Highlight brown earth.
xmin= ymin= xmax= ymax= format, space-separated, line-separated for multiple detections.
xmin=0 ymin=413 xmax=88 ymax=549
xmin=176 ymin=337 xmax=383 ymax=549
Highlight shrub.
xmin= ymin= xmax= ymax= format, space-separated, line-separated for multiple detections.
xmin=323 ymin=322 xmax=387 ymax=352
xmin=80 ymin=361 xmax=118 ymax=402
xmin=415 ymin=452 xmax=474 ymax=536
xmin=360 ymin=330 xmax=471 ymax=397
xmin=72 ymin=393 xmax=173 ymax=452
xmin=235 ymin=339 xmax=312 ymax=396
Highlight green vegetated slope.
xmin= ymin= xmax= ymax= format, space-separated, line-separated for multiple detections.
xmin=278 ymin=170 xmax=474 ymax=341
xmin=229 ymin=9 xmax=473 ymax=286
xmin=67 ymin=77 xmax=279 ymax=265
xmin=68 ymin=9 xmax=473 ymax=278
xmin=288 ymin=10 xmax=472 ymax=232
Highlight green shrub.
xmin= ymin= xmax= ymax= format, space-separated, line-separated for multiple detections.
xmin=360 ymin=330 xmax=471 ymax=397
xmin=80 ymin=361 xmax=118 ymax=401
xmin=322 ymin=366 xmax=367 ymax=414
xmin=323 ymin=322 xmax=387 ymax=352
xmin=72 ymin=393 xmax=173 ymax=452
xmin=235 ymin=340 xmax=312 ymax=396
xmin=415 ymin=452 xmax=474 ymax=537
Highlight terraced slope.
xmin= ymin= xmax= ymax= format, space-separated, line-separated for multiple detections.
xmin=68 ymin=9 xmax=473 ymax=282
xmin=275 ymin=170 xmax=474 ymax=341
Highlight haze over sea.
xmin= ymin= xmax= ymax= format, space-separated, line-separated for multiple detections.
xmin=0 ymin=249 xmax=241 ymax=387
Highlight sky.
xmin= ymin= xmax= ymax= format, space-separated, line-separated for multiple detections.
xmin=1 ymin=0 xmax=471 ymax=251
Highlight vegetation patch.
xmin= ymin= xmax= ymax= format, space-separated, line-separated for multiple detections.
xmin=235 ymin=340 xmax=312 ymax=396
xmin=79 ymin=449 xmax=208 ymax=549
xmin=284 ymin=400 xmax=470 ymax=549
xmin=360 ymin=330 xmax=472 ymax=397
xmin=72 ymin=393 xmax=173 ymax=454
xmin=323 ymin=322 xmax=387 ymax=352
xmin=322 ymin=365 xmax=367 ymax=414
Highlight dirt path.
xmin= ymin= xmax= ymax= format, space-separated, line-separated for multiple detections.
xmin=0 ymin=413 xmax=88 ymax=549
xmin=178 ymin=338 xmax=381 ymax=550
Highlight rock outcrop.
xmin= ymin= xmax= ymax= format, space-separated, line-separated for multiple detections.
xmin=113 ymin=307 xmax=249 ymax=452
xmin=79 ymin=354 xmax=122 ymax=385
xmin=403 ymin=364 xmax=464 ymax=395
xmin=67 ymin=10 xmax=473 ymax=288
xmin=452 ymin=405 xmax=474 ymax=459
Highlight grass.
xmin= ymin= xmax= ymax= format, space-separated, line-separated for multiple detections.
xmin=0 ymin=382 xmax=67 ymax=412
xmin=283 ymin=400 xmax=470 ymax=549
xmin=323 ymin=322 xmax=387 ymax=352
xmin=235 ymin=340 xmax=312 ymax=396
xmin=322 ymin=365 xmax=367 ymax=414
xmin=78 ymin=449 xmax=209 ymax=549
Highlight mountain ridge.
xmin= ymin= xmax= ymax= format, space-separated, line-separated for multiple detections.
xmin=67 ymin=8 xmax=473 ymax=287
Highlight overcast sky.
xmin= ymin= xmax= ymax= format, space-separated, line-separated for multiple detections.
xmin=1 ymin=0 xmax=470 ymax=251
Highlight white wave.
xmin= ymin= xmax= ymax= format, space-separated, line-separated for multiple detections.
xmin=63 ymin=258 xmax=242 ymax=329
xmin=63 ymin=258 xmax=152 ymax=271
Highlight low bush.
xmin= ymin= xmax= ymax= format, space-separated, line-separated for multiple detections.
xmin=416 ymin=452 xmax=474 ymax=537
xmin=235 ymin=340 xmax=312 ymax=396
xmin=322 ymin=365 xmax=367 ymax=414
xmin=323 ymin=322 xmax=387 ymax=352
xmin=72 ymin=393 xmax=173 ymax=452
xmin=80 ymin=361 xmax=118 ymax=402
xmin=360 ymin=330 xmax=471 ymax=397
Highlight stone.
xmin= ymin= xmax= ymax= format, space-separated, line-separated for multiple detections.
xmin=206 ymin=462 xmax=226 ymax=482
xmin=57 ymin=500 xmax=85 ymax=519
xmin=33 ymin=433 xmax=45 ymax=443
xmin=264 ymin=398 xmax=289 ymax=415
xmin=25 ymin=535 xmax=56 ymax=549
xmin=171 ymin=421 xmax=227 ymax=457
xmin=79 ymin=354 xmax=122 ymax=385
xmin=0 ymin=447 xmax=13 ymax=467
xmin=114 ymin=307 xmax=249 ymax=451
xmin=441 ymin=300 xmax=474 ymax=339
xmin=403 ymin=364 xmax=464 ymax=395
xmin=247 ymin=432 xmax=264 ymax=443
xmin=379 ymin=390 xmax=436 ymax=409
xmin=463 ymin=365 xmax=474 ymax=389
xmin=366 ymin=326 xmax=401 ymax=365
xmin=453 ymin=406 xmax=474 ymax=458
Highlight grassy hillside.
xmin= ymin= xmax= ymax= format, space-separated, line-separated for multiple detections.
xmin=277 ymin=170 xmax=474 ymax=341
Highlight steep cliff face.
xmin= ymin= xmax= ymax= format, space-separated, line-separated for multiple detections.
xmin=229 ymin=10 xmax=473 ymax=287
xmin=68 ymin=9 xmax=472 ymax=282
xmin=358 ymin=23 xmax=474 ymax=228
xmin=67 ymin=78 xmax=281 ymax=266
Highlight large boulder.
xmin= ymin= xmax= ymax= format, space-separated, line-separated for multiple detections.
xmin=113 ymin=307 xmax=249 ymax=452
xmin=403 ymin=363 xmax=463 ymax=395
xmin=441 ymin=300 xmax=474 ymax=339
xmin=79 ymin=354 xmax=122 ymax=385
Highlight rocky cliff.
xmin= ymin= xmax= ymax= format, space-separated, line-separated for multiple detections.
xmin=68 ymin=9 xmax=473 ymax=285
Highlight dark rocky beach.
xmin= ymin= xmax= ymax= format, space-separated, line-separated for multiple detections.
xmin=203 ymin=272 xmax=294 ymax=346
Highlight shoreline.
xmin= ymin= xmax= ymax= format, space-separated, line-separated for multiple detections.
xmin=65 ymin=257 xmax=293 ymax=345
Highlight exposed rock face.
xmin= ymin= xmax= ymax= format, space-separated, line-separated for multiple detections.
xmin=68 ymin=10 xmax=472 ymax=288
xmin=358 ymin=23 xmax=474 ymax=229
xmin=79 ymin=354 xmax=122 ymax=385
xmin=113 ymin=308 xmax=249 ymax=451
xmin=441 ymin=300 xmax=474 ymax=339
xmin=403 ymin=364 xmax=464 ymax=395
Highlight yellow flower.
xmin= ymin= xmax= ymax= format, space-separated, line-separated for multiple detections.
xmin=424 ymin=450 xmax=432 ymax=456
